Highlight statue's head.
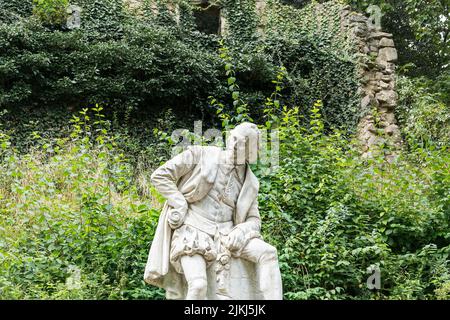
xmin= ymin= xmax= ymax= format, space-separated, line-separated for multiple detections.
xmin=226 ymin=122 xmax=261 ymax=165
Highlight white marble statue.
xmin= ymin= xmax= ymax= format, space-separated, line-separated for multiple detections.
xmin=144 ymin=122 xmax=283 ymax=300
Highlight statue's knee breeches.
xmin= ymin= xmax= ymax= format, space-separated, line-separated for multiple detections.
xmin=239 ymin=238 xmax=279 ymax=264
xmin=170 ymin=225 xmax=217 ymax=273
xmin=258 ymin=244 xmax=278 ymax=264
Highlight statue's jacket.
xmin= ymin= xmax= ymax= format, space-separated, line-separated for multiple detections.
xmin=144 ymin=146 xmax=261 ymax=299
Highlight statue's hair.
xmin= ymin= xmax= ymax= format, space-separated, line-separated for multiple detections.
xmin=228 ymin=122 xmax=260 ymax=144
xmin=227 ymin=122 xmax=261 ymax=164
xmin=230 ymin=122 xmax=259 ymax=137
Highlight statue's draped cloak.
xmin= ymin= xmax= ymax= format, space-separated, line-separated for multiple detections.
xmin=144 ymin=146 xmax=262 ymax=299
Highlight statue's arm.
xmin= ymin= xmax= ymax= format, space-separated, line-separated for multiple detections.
xmin=150 ymin=148 xmax=198 ymax=216
xmin=227 ymin=199 xmax=262 ymax=251
xmin=236 ymin=199 xmax=261 ymax=235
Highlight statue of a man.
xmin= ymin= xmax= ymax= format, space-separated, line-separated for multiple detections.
xmin=144 ymin=122 xmax=283 ymax=300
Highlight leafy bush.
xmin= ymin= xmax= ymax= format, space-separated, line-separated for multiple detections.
xmin=0 ymin=0 xmax=362 ymax=135
xmin=0 ymin=0 xmax=33 ymax=24
xmin=1 ymin=98 xmax=448 ymax=299
xmin=396 ymin=75 xmax=450 ymax=149
xmin=0 ymin=1 xmax=448 ymax=301
xmin=212 ymin=48 xmax=450 ymax=299
xmin=343 ymin=0 xmax=449 ymax=78
xmin=0 ymin=19 xmax=222 ymax=112
xmin=248 ymin=97 xmax=448 ymax=299
xmin=0 ymin=106 xmax=165 ymax=299
xmin=33 ymin=0 xmax=69 ymax=26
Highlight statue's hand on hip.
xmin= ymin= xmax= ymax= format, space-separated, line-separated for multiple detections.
xmin=167 ymin=207 xmax=186 ymax=229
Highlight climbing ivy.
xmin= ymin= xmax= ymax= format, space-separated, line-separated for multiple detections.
xmin=265 ymin=1 xmax=357 ymax=59
xmin=72 ymin=0 xmax=127 ymax=40
xmin=32 ymin=0 xmax=69 ymax=26
xmin=0 ymin=0 xmax=363 ymax=134
xmin=0 ymin=0 xmax=34 ymax=24
xmin=222 ymin=0 xmax=259 ymax=44
xmin=259 ymin=0 xmax=361 ymax=130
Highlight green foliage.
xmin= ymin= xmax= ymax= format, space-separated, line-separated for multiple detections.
xmin=32 ymin=0 xmax=69 ymax=26
xmin=207 ymin=46 xmax=450 ymax=299
xmin=261 ymin=33 xmax=360 ymax=130
xmin=0 ymin=0 xmax=33 ymax=24
xmin=212 ymin=0 xmax=361 ymax=132
xmin=211 ymin=40 xmax=254 ymax=128
xmin=0 ymin=0 xmax=223 ymax=114
xmin=75 ymin=0 xmax=127 ymax=40
xmin=0 ymin=107 xmax=164 ymax=299
xmin=396 ymin=75 xmax=450 ymax=149
xmin=266 ymin=1 xmax=357 ymax=54
xmin=0 ymin=0 xmax=363 ymax=134
xmin=344 ymin=0 xmax=449 ymax=78
xmin=0 ymin=0 xmax=449 ymax=301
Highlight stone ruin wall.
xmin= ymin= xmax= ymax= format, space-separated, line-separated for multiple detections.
xmin=260 ymin=2 xmax=403 ymax=158
xmin=341 ymin=6 xmax=402 ymax=158
xmin=124 ymin=1 xmax=403 ymax=157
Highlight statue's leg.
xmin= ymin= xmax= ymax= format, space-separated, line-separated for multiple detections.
xmin=180 ymin=254 xmax=208 ymax=300
xmin=239 ymin=238 xmax=283 ymax=300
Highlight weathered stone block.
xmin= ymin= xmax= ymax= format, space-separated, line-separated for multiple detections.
xmin=376 ymin=47 xmax=398 ymax=64
xmin=361 ymin=95 xmax=372 ymax=108
xmin=385 ymin=124 xmax=399 ymax=136
xmin=376 ymin=90 xmax=398 ymax=106
xmin=380 ymin=81 xmax=391 ymax=90
xmin=369 ymin=32 xmax=393 ymax=39
xmin=379 ymin=37 xmax=395 ymax=47
xmin=350 ymin=14 xmax=367 ymax=23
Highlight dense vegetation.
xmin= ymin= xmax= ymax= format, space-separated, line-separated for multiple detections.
xmin=0 ymin=0 xmax=449 ymax=300
xmin=0 ymin=0 xmax=362 ymax=135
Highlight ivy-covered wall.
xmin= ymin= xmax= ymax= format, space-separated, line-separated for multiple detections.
xmin=264 ymin=0 xmax=357 ymax=55
xmin=260 ymin=0 xmax=361 ymax=130
xmin=260 ymin=0 xmax=402 ymax=153
xmin=0 ymin=0 xmax=33 ymax=23
xmin=0 ymin=0 xmax=401 ymax=147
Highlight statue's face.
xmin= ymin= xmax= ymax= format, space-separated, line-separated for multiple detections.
xmin=229 ymin=133 xmax=259 ymax=165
